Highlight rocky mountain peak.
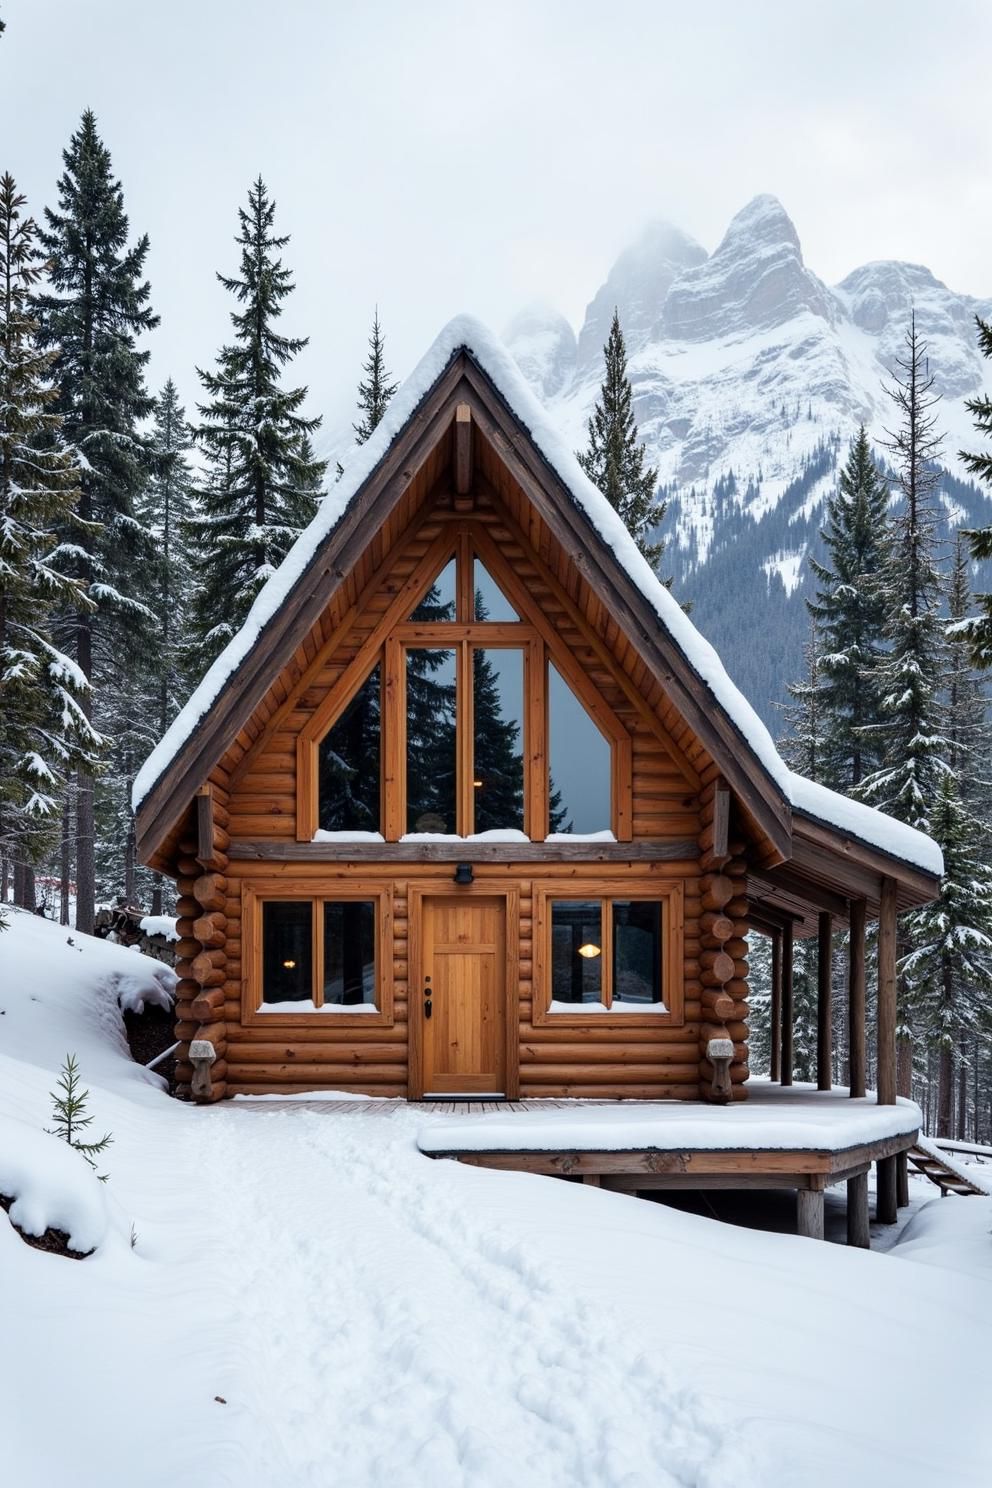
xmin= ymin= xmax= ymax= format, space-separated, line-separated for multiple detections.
xmin=661 ymin=194 xmax=832 ymax=342
xmin=576 ymin=218 xmax=707 ymax=372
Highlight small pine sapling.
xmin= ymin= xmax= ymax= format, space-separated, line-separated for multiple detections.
xmin=47 ymin=1053 xmax=113 ymax=1179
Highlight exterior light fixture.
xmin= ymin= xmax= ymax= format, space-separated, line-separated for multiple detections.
xmin=577 ymin=943 xmax=601 ymax=959
xmin=453 ymin=862 xmax=474 ymax=886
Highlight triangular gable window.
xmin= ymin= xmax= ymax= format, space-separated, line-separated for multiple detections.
xmin=408 ymin=555 xmax=456 ymax=621
xmin=473 ymin=558 xmax=518 ymax=621
xmin=318 ymin=661 xmax=381 ymax=833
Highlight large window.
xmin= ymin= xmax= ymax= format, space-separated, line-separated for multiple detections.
xmin=302 ymin=540 xmax=632 ymax=842
xmin=536 ymin=884 xmax=683 ymax=1024
xmin=246 ymin=888 xmax=391 ymax=1022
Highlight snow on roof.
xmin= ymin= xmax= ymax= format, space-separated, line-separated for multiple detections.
xmin=132 ymin=315 xmax=943 ymax=879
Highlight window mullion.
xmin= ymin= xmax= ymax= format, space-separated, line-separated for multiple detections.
xmin=313 ymin=899 xmax=324 ymax=1008
xmin=458 ymin=639 xmax=474 ymax=835
xmin=384 ymin=637 xmax=404 ymax=840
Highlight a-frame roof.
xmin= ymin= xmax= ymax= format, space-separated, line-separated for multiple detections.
xmin=133 ymin=315 xmax=942 ymax=886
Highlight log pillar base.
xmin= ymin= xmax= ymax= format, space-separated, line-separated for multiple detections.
xmin=846 ymin=1172 xmax=870 ymax=1249
xmin=796 ymin=1187 xmax=825 ymax=1241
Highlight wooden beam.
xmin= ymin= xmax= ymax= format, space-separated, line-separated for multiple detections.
xmin=229 ymin=838 xmax=700 ymax=864
xmin=781 ymin=919 xmax=794 ymax=1087
xmin=848 ymin=897 xmax=866 ymax=1098
xmin=896 ymin=1149 xmax=910 ymax=1208
xmin=770 ymin=927 xmax=782 ymax=1082
xmin=752 ymin=865 xmax=850 ymax=920
xmin=196 ymin=788 xmax=214 ymax=865
xmin=712 ymin=783 xmax=730 ymax=863
xmin=454 ymin=403 xmax=473 ymax=504
xmin=817 ymin=911 xmax=833 ymax=1091
xmin=846 ymin=1171 xmax=870 ymax=1248
xmin=877 ymin=876 xmax=898 ymax=1106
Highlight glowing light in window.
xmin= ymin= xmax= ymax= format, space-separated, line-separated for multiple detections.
xmin=577 ymin=943 xmax=601 ymax=959
xmin=282 ymin=959 xmax=297 ymax=969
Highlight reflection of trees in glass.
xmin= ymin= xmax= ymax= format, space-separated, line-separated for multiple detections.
xmin=318 ymin=665 xmax=380 ymax=831
xmin=406 ymin=580 xmax=457 ymax=831
xmin=472 ymin=642 xmax=524 ymax=832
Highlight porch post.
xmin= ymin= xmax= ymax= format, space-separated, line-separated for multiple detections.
xmin=817 ymin=911 xmax=833 ymax=1091
xmin=846 ymin=1172 xmax=870 ymax=1248
xmin=796 ymin=1186 xmax=825 ymax=1240
xmin=781 ymin=920 xmax=794 ymax=1087
xmin=876 ymin=876 xmax=899 ymax=1224
xmin=770 ymin=928 xmax=782 ymax=1082
xmin=877 ymin=878 xmax=897 ymax=1105
xmin=848 ymin=898 xmax=866 ymax=1098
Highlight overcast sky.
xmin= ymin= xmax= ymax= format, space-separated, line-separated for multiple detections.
xmin=3 ymin=0 xmax=990 ymax=447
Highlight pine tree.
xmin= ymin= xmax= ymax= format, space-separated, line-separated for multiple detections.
xmin=958 ymin=314 xmax=992 ymax=667
xmin=46 ymin=1053 xmax=112 ymax=1177
xmin=778 ymin=617 xmax=824 ymax=779
xmin=900 ymin=773 xmax=992 ymax=1135
xmin=0 ymin=174 xmax=99 ymax=895
xmin=577 ymin=309 xmax=665 ymax=573
xmin=858 ymin=317 xmax=949 ymax=830
xmin=188 ymin=178 xmax=325 ymax=675
xmin=858 ymin=317 xmax=950 ymax=1096
xmin=805 ymin=427 xmax=891 ymax=790
xmin=35 ymin=111 xmax=159 ymax=932
xmin=143 ymin=380 xmax=195 ymax=728
xmin=353 ymin=309 xmax=397 ymax=444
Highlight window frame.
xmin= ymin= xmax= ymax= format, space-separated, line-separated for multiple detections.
xmin=532 ymin=880 xmax=684 ymax=1027
xmin=295 ymin=528 xmax=634 ymax=843
xmin=241 ymin=881 xmax=394 ymax=1027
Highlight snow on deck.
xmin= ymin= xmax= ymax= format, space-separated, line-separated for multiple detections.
xmin=417 ymin=1081 xmax=921 ymax=1155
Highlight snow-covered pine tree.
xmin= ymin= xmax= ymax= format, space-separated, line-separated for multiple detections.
xmin=35 ymin=111 xmax=159 ymax=932
xmin=778 ymin=617 xmax=824 ymax=780
xmin=142 ymin=380 xmax=195 ymax=730
xmin=188 ymin=178 xmax=326 ymax=676
xmin=577 ymin=309 xmax=665 ymax=574
xmin=0 ymin=173 xmax=100 ymax=899
xmin=900 ymin=771 xmax=992 ymax=1136
xmin=806 ymin=426 xmax=891 ymax=790
xmin=958 ymin=312 xmax=992 ymax=667
xmin=858 ymin=316 xmax=950 ymax=1096
xmin=858 ymin=317 xmax=949 ymax=828
xmin=353 ymin=309 xmax=397 ymax=444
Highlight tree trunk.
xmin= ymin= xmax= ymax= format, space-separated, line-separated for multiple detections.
xmin=937 ymin=1043 xmax=954 ymax=1138
xmin=897 ymin=1031 xmax=913 ymax=1101
xmin=60 ymin=795 xmax=72 ymax=926
xmin=957 ymin=1033 xmax=968 ymax=1140
xmin=75 ymin=608 xmax=95 ymax=934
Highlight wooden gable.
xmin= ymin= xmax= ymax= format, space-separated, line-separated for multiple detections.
xmin=137 ymin=348 xmax=792 ymax=873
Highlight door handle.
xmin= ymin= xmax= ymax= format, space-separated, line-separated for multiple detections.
xmin=424 ymin=998 xmax=432 ymax=1019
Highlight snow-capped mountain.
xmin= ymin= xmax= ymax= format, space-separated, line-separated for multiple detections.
xmin=505 ymin=195 xmax=992 ymax=724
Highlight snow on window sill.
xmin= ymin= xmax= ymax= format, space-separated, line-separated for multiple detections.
xmin=312 ymin=830 xmax=385 ymax=843
xmin=257 ymin=1000 xmax=380 ymax=1014
xmin=398 ymin=829 xmax=531 ymax=843
xmin=547 ymin=999 xmax=667 ymax=1015
xmin=544 ymin=830 xmax=616 ymax=843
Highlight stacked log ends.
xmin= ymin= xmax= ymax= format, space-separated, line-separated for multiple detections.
xmin=697 ymin=785 xmax=749 ymax=1103
xmin=173 ymin=796 xmax=230 ymax=1103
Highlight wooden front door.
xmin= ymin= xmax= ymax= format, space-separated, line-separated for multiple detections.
xmin=420 ymin=895 xmax=507 ymax=1096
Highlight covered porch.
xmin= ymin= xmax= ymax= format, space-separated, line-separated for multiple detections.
xmin=745 ymin=803 xmax=940 ymax=1228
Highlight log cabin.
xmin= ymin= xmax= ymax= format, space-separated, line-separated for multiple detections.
xmin=133 ymin=316 xmax=942 ymax=1216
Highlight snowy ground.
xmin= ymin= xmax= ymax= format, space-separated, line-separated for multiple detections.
xmin=1 ymin=907 xmax=990 ymax=1488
